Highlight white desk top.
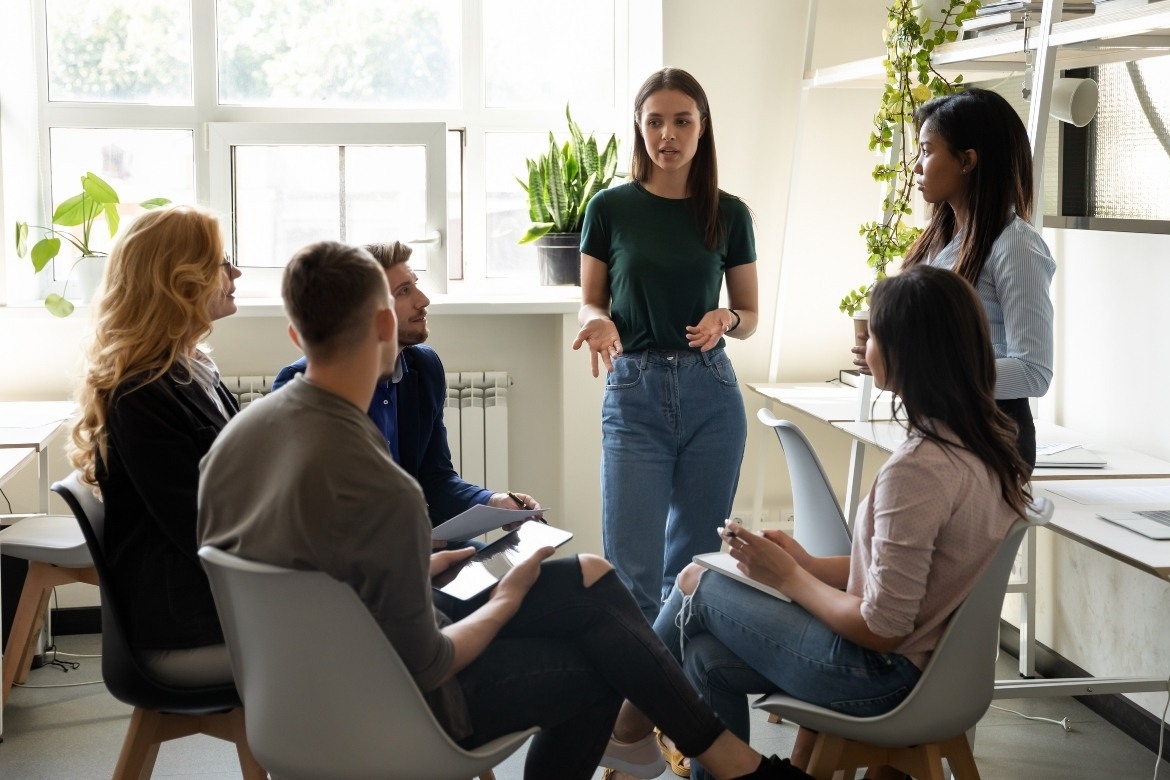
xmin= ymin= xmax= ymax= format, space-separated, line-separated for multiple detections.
xmin=1037 ymin=479 xmax=1170 ymax=581
xmin=748 ymin=382 xmax=898 ymax=422
xmin=0 ymin=401 xmax=78 ymax=451
xmin=831 ymin=419 xmax=1170 ymax=481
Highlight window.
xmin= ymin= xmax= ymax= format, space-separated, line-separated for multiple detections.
xmin=1054 ymin=55 xmax=1170 ymax=229
xmin=8 ymin=0 xmax=659 ymax=303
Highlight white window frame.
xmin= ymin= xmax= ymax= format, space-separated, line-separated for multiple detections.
xmin=208 ymin=122 xmax=449 ymax=295
xmin=2 ymin=0 xmax=661 ymax=307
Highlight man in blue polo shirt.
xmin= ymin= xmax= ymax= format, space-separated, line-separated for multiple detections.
xmin=272 ymin=241 xmax=539 ymax=527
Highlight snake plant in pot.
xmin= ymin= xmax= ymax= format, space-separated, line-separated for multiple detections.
xmin=517 ymin=105 xmax=620 ymax=285
xmin=15 ymin=171 xmax=170 ymax=316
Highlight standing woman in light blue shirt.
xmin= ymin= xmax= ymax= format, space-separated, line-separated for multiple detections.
xmin=891 ymin=87 xmax=1055 ymax=470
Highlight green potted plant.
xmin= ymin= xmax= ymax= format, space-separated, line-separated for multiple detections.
xmin=840 ymin=0 xmax=979 ymax=322
xmin=15 ymin=171 xmax=170 ymax=317
xmin=517 ymin=104 xmax=620 ymax=285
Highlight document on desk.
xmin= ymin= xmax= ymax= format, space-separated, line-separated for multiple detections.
xmin=1044 ymin=484 xmax=1170 ymax=505
xmin=431 ymin=503 xmax=549 ymax=542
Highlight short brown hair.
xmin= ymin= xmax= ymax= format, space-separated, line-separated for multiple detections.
xmin=281 ymin=241 xmax=388 ymax=357
xmin=363 ymin=241 xmax=412 ymax=271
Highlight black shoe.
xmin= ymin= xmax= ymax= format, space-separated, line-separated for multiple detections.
xmin=733 ymin=754 xmax=815 ymax=780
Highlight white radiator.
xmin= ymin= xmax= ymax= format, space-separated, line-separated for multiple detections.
xmin=445 ymin=372 xmax=510 ymax=489
xmin=221 ymin=372 xmax=511 ymax=489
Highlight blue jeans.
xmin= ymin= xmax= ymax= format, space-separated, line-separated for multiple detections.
xmin=601 ymin=348 xmax=747 ymax=622
xmin=654 ymin=572 xmax=922 ymax=780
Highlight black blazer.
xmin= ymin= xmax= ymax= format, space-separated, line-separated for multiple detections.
xmin=98 ymin=365 xmax=238 ymax=650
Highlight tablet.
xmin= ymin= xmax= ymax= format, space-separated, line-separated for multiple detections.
xmin=433 ymin=521 xmax=573 ymax=600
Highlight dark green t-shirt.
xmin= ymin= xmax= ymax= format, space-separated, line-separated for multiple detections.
xmin=580 ymin=181 xmax=756 ymax=352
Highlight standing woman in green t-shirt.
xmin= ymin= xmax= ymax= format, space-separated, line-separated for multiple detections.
xmin=573 ymin=67 xmax=759 ymax=623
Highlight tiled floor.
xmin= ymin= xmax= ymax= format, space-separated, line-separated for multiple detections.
xmin=1 ymin=634 xmax=1166 ymax=779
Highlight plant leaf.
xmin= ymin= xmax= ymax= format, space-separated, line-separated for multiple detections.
xmin=52 ymin=194 xmax=88 ymax=227
xmin=81 ymin=171 xmax=120 ymax=204
xmin=30 ymin=237 xmax=62 ymax=272
xmin=546 ymin=140 xmax=568 ymax=231
xmin=15 ymin=222 xmax=28 ymax=257
xmin=139 ymin=197 xmax=171 ymax=209
xmin=517 ymin=223 xmax=555 ymax=245
xmin=104 ymin=203 xmax=120 ymax=237
xmin=45 ymin=293 xmax=75 ymax=318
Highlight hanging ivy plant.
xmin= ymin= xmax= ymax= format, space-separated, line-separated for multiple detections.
xmin=840 ymin=0 xmax=981 ymax=316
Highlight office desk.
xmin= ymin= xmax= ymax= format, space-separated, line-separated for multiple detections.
xmin=748 ymin=382 xmax=897 ymax=422
xmin=0 ymin=401 xmax=78 ymax=513
xmin=833 ymin=420 xmax=1170 ymax=481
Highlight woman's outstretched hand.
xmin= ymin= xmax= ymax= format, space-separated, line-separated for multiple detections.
xmin=573 ymin=318 xmax=623 ymax=377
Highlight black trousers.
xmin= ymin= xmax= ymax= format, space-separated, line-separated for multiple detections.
xmin=997 ymin=397 xmax=1036 ymax=473
xmin=438 ymin=557 xmax=726 ymax=780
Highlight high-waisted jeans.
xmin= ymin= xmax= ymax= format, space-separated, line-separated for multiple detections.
xmin=439 ymin=557 xmax=726 ymax=780
xmin=653 ymin=571 xmax=922 ymax=780
xmin=601 ymin=347 xmax=747 ymax=622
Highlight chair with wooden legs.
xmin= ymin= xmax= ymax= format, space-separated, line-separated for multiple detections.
xmin=752 ymin=500 xmax=1053 ymax=780
xmin=1 ymin=513 xmax=99 ymax=707
xmin=52 ymin=471 xmax=265 ymax=780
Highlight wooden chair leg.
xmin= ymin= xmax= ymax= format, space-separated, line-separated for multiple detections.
xmin=114 ymin=707 xmax=165 ymax=780
xmin=478 ymin=771 xmax=496 ymax=780
xmin=767 ymin=712 xmax=783 ymax=724
xmin=200 ymin=708 xmax=267 ymax=780
xmin=939 ymin=733 xmax=981 ymax=780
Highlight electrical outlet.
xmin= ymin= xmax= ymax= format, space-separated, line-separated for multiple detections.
xmin=728 ymin=509 xmax=770 ymax=530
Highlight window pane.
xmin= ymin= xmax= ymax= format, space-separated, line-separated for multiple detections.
xmin=485 ymin=132 xmax=548 ymax=279
xmin=448 ymin=130 xmax=464 ymax=280
xmin=233 ymin=144 xmax=434 ymax=269
xmin=234 ymin=146 xmax=341 ymax=268
xmin=48 ymin=128 xmax=195 ymax=268
xmin=345 ymin=146 xmax=429 ymax=270
xmin=1087 ymin=56 xmax=1170 ymax=220
xmin=46 ymin=0 xmax=192 ymax=104
xmin=217 ymin=0 xmax=460 ymax=108
xmin=483 ymin=0 xmax=615 ymax=109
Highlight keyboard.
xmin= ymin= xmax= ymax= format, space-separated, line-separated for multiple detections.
xmin=1135 ymin=510 xmax=1170 ymax=526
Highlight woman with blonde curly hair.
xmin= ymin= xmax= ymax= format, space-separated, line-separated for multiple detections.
xmin=70 ymin=204 xmax=242 ymax=685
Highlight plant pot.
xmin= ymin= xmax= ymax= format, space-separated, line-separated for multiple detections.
xmin=535 ymin=233 xmax=581 ymax=286
xmin=74 ymin=254 xmax=108 ymax=304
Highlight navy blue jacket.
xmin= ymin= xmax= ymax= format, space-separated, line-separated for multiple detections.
xmin=272 ymin=345 xmax=491 ymax=526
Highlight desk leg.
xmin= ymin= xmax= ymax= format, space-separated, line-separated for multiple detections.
xmin=1014 ymin=526 xmax=1038 ymax=678
xmin=38 ymin=448 xmax=49 ymax=515
xmin=844 ymin=439 xmax=865 ymax=532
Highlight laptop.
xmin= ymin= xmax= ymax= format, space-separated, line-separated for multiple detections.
xmin=1035 ymin=444 xmax=1107 ymax=469
xmin=692 ymin=552 xmax=791 ymax=602
xmin=433 ymin=521 xmax=573 ymax=600
xmin=1096 ymin=509 xmax=1170 ymax=541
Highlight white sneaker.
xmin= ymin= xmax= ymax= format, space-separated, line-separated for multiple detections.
xmin=600 ymin=731 xmax=668 ymax=778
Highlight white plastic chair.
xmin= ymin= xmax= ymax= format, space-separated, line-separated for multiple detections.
xmin=757 ymin=408 xmax=852 ymax=557
xmin=1 ymin=512 xmax=98 ymax=706
xmin=751 ymin=498 xmax=1054 ymax=780
xmin=199 ymin=545 xmax=538 ymax=780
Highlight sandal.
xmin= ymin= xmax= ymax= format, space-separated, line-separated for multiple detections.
xmin=601 ymin=731 xmax=667 ymax=779
xmin=655 ymin=727 xmax=691 ymax=778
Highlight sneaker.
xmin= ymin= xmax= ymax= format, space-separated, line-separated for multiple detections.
xmin=600 ymin=731 xmax=669 ymax=779
xmin=733 ymin=754 xmax=815 ymax=780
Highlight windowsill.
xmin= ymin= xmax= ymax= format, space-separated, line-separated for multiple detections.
xmin=0 ymin=285 xmax=584 ymax=319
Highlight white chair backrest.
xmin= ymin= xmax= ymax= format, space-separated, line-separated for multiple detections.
xmin=757 ymin=408 xmax=852 ymax=557
xmin=842 ymin=497 xmax=1054 ymax=747
xmin=198 ymin=546 xmax=534 ymax=780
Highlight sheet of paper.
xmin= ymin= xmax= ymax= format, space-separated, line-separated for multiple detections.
xmin=1044 ymin=484 xmax=1170 ymax=505
xmin=1036 ymin=442 xmax=1085 ymax=456
xmin=431 ymin=503 xmax=550 ymax=541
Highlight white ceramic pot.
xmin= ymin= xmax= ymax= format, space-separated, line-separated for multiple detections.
xmin=74 ymin=254 xmax=108 ymax=304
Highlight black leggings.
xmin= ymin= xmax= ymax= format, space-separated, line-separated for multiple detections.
xmin=438 ymin=557 xmax=726 ymax=780
xmin=997 ymin=397 xmax=1036 ymax=473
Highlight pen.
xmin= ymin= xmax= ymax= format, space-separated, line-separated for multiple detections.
xmin=507 ymin=491 xmax=548 ymax=523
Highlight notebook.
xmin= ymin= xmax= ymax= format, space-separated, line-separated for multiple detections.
xmin=1096 ymin=510 xmax=1170 ymax=540
xmin=692 ymin=552 xmax=791 ymax=602
xmin=433 ymin=521 xmax=573 ymax=600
